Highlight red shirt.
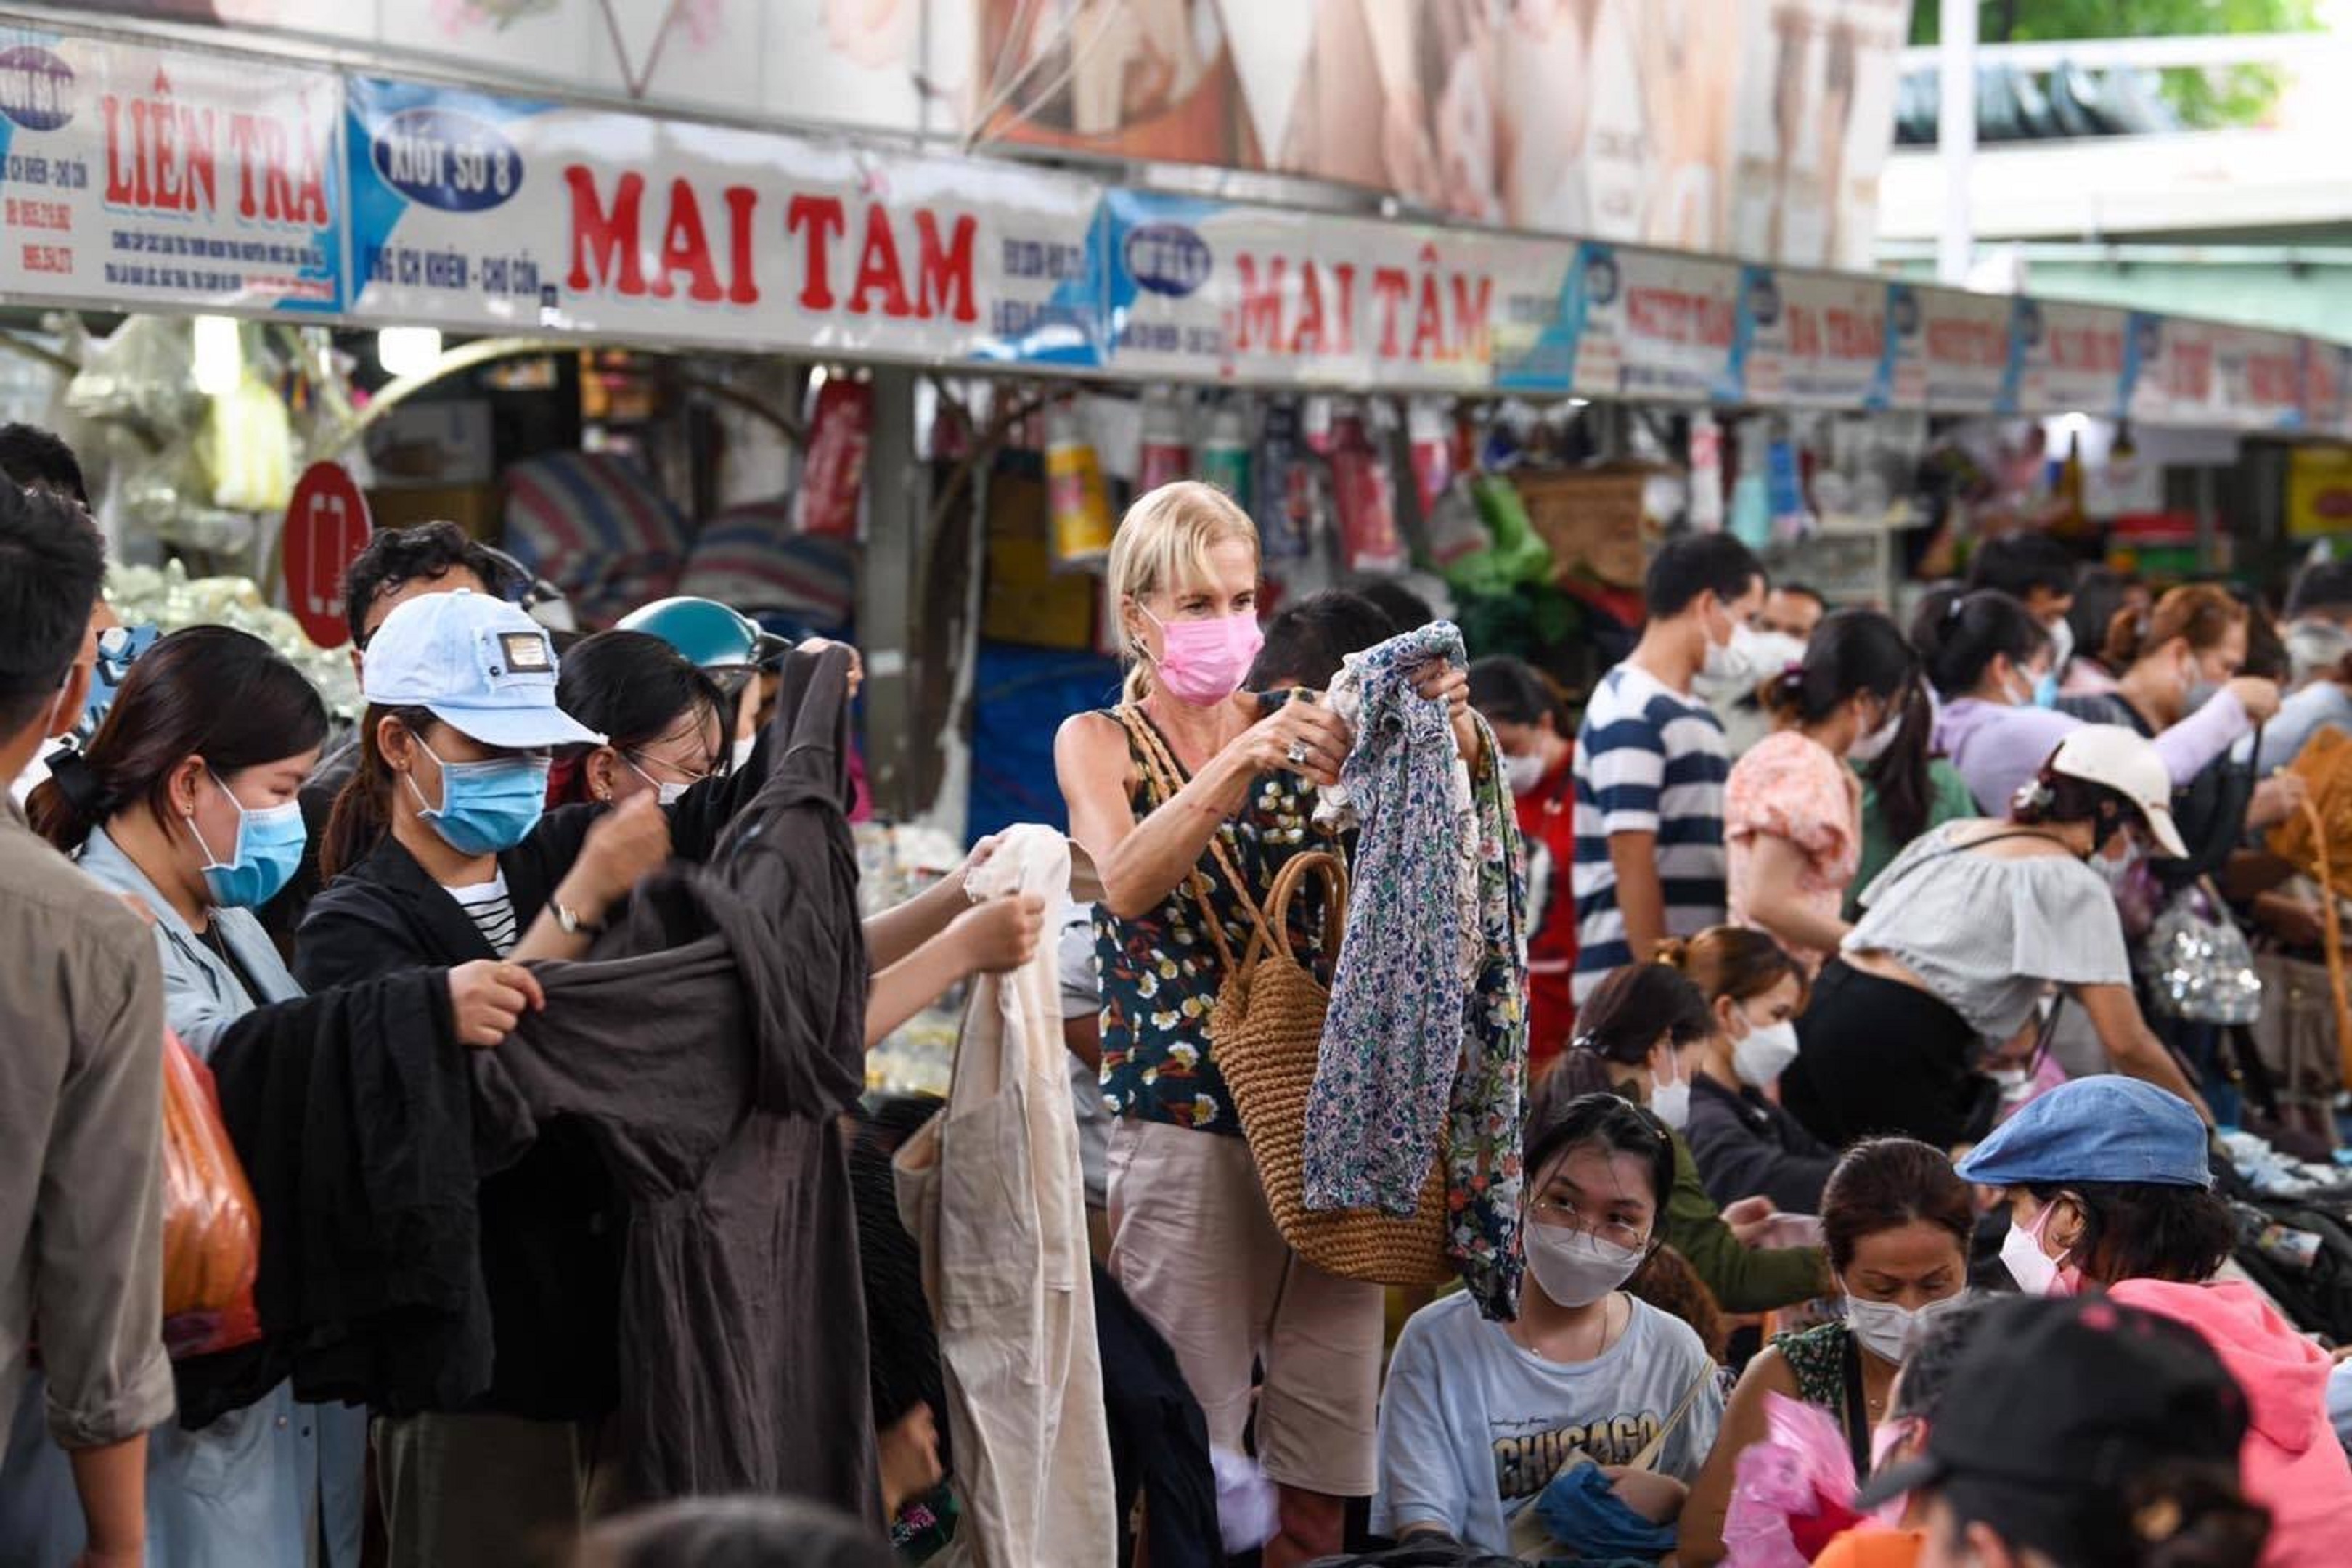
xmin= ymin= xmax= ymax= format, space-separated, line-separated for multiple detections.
xmin=1514 ymin=748 xmax=1577 ymax=1074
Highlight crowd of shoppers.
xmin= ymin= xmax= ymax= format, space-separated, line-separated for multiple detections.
xmin=6 ymin=427 xmax=2352 ymax=1568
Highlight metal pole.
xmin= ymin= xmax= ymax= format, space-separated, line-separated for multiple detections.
xmin=862 ymin=364 xmax=924 ymax=820
xmin=1936 ymin=0 xmax=1977 ymax=287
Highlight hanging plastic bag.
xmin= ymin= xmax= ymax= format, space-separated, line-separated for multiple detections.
xmin=1254 ymin=401 xmax=1313 ymax=561
xmin=1138 ymin=393 xmax=1192 ymax=494
xmin=1045 ymin=404 xmax=1116 ymax=567
xmin=1723 ymin=1392 xmax=1869 ymax=1567
xmin=796 ymin=375 xmax=873 ymax=541
xmin=161 ymin=1028 xmax=262 ymax=1360
xmin=1328 ymin=409 xmax=1405 ymax=574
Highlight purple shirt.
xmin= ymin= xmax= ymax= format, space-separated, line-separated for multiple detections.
xmin=1932 ymin=689 xmax=2251 ymax=815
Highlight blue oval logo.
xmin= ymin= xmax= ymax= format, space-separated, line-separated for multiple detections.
xmin=0 ymin=46 xmax=73 ymax=133
xmin=372 ymin=107 xmax=523 ymax=213
xmin=1125 ymin=223 xmax=1212 ymax=298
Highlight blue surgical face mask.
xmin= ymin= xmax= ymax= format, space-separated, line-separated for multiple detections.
xmin=2032 ymin=669 xmax=2061 ymax=709
xmin=187 ymin=768 xmax=307 ymax=909
xmin=404 ymin=733 xmax=550 ymax=857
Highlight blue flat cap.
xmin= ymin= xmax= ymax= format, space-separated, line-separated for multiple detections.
xmin=1955 ymin=1076 xmax=2212 ymax=1189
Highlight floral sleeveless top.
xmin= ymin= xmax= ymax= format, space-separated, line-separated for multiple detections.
xmin=1094 ymin=699 xmax=1338 ymax=1134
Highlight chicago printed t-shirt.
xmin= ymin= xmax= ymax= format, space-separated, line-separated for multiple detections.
xmin=1571 ymin=661 xmax=1731 ymax=1003
xmin=1372 ymin=1291 xmax=1724 ymax=1554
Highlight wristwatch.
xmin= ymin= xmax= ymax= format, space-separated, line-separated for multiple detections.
xmin=553 ymin=901 xmax=604 ymax=937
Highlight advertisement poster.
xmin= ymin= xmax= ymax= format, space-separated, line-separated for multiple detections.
xmin=2009 ymin=298 xmax=2130 ymax=417
xmin=1733 ymin=268 xmax=1895 ymax=409
xmin=344 ymin=75 xmax=1099 ymax=365
xmin=0 ymin=25 xmax=341 ymax=313
xmin=2305 ymin=340 xmax=2352 ymax=441
xmin=1914 ymin=289 xmax=2018 ymax=412
xmin=1098 ymin=188 xmax=1519 ymax=390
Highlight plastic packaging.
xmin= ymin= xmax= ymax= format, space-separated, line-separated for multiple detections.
xmin=1722 ymin=1391 xmax=1877 ymax=1568
xmin=1406 ymin=400 xmax=1455 ymax=518
xmin=1328 ymin=409 xmax=1406 ymax=575
xmin=1689 ymin=410 xmax=1726 ymax=532
xmin=1255 ymin=401 xmax=1314 ymax=561
xmin=1200 ymin=404 xmax=1254 ymax=509
xmin=160 ymin=1028 xmax=262 ymax=1360
xmin=1138 ymin=393 xmax=1192 ymax=494
xmin=796 ymin=375 xmax=874 ymax=541
xmin=1045 ymin=405 xmax=1115 ymax=566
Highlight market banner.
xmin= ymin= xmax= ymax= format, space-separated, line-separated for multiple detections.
xmin=1613 ymin=249 xmax=1741 ymax=404
xmin=1731 ymin=268 xmax=1898 ymax=409
xmin=1914 ymin=289 xmax=2020 ymax=412
xmin=0 ymin=25 xmax=342 ymax=313
xmin=2009 ymin=298 xmax=2131 ymax=418
xmin=1094 ymin=188 xmax=1537 ymax=390
xmin=2130 ymin=315 xmax=2306 ymax=430
xmin=343 ymin=75 xmax=1100 ymax=366
xmin=2302 ymin=338 xmax=2352 ymax=440
xmin=1493 ymin=240 xmax=1624 ymax=400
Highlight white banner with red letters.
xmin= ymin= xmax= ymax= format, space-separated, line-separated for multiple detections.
xmin=0 ymin=24 xmax=341 ymax=313
xmin=345 ymin=75 xmax=1101 ymax=366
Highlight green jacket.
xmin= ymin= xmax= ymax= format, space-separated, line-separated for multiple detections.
xmin=1663 ymin=1130 xmax=1829 ymax=1315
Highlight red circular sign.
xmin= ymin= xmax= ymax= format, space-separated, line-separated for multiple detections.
xmin=282 ymin=462 xmax=372 ymax=649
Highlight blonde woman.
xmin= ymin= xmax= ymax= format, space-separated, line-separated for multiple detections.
xmin=1055 ymin=481 xmax=1466 ymax=1565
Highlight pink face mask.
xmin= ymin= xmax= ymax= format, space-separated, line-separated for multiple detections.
xmin=1143 ymin=607 xmax=1264 ymax=706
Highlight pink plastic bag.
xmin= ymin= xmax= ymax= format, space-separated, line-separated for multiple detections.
xmin=1723 ymin=1392 xmax=1874 ymax=1567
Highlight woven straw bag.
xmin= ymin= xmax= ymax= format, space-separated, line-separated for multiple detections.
xmin=1117 ymin=707 xmax=1451 ymax=1286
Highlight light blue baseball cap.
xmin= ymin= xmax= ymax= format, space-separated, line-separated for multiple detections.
xmin=361 ymin=589 xmax=603 ymax=750
xmin=1956 ymin=1076 xmax=2213 ymax=1189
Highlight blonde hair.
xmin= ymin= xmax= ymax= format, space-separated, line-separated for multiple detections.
xmin=1107 ymin=480 xmax=1260 ymax=702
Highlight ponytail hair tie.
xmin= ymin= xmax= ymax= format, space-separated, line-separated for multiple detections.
xmin=42 ymin=746 xmax=105 ymax=817
xmin=1947 ymin=596 xmax=1965 ymax=621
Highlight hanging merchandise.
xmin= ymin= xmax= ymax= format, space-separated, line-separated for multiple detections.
xmin=797 ymin=375 xmax=874 ymax=542
xmin=1424 ymin=477 xmax=1493 ymax=569
xmin=1329 ymin=407 xmax=1407 ymax=576
xmin=1766 ymin=429 xmax=1810 ymax=541
xmin=1138 ymin=393 xmax=1193 ymax=494
xmin=1257 ymin=400 xmax=1318 ymax=563
xmin=1200 ymin=403 xmax=1254 ymax=510
xmin=1689 ymin=411 xmax=1726 ymax=532
xmin=1447 ymin=473 xmax=1557 ymax=598
xmin=1729 ymin=419 xmax=1773 ymax=550
xmin=1408 ymin=401 xmax=1456 ymax=518
xmin=1045 ymin=404 xmax=1116 ymax=567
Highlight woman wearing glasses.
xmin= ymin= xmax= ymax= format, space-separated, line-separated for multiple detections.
xmin=546 ymin=631 xmax=729 ymax=809
xmin=1374 ymin=1082 xmax=1725 ymax=1555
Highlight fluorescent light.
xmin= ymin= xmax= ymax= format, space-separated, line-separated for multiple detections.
xmin=191 ymin=315 xmax=241 ymax=396
xmin=377 ymin=326 xmax=444 ymax=380
xmin=2057 ymin=411 xmax=2092 ymax=435
xmin=1567 ymin=398 xmax=1591 ymax=409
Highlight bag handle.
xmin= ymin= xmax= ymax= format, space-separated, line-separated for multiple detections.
xmin=1114 ymin=703 xmax=1281 ymax=974
xmin=1241 ymin=849 xmax=1348 ymax=977
xmin=1627 ymin=1364 xmax=1717 ymax=1475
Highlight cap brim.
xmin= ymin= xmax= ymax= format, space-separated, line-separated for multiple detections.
xmin=428 ymin=701 xmax=604 ymax=750
xmin=1851 ymin=1455 xmax=1946 ymax=1515
xmin=2142 ymin=802 xmax=2189 ymax=859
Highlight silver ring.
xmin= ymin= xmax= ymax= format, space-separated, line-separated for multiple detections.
xmin=1286 ymin=740 xmax=1311 ymax=767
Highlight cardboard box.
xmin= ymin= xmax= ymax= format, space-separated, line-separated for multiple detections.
xmin=983 ymin=471 xmax=1098 ymax=650
xmin=1516 ymin=467 xmax=1656 ymax=589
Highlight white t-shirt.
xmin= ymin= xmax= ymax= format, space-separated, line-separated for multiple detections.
xmin=1373 ymin=1291 xmax=1724 ymax=1555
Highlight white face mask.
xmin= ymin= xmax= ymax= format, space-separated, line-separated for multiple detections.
xmin=1504 ymin=751 xmax=1548 ymax=796
xmin=627 ymin=756 xmax=694 ymax=808
xmin=1649 ymin=1049 xmax=1692 ymax=1132
xmin=730 ymin=734 xmax=757 ymax=774
xmin=2000 ymin=1199 xmax=2077 ymax=1297
xmin=1702 ymin=613 xmax=1763 ymax=683
xmin=2046 ymin=613 xmax=2076 ymax=674
xmin=1845 ymin=700 xmax=1904 ymax=764
xmin=1731 ymin=1017 xmax=1802 ymax=1090
xmin=1841 ymin=1286 xmax=1969 ymax=1365
xmin=1524 ymin=1222 xmax=1649 ymax=1310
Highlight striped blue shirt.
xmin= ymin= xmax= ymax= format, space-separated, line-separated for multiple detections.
xmin=1571 ymin=662 xmax=1731 ymax=1003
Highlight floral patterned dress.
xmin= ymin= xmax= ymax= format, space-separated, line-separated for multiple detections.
xmin=1093 ymin=699 xmax=1335 ymax=1135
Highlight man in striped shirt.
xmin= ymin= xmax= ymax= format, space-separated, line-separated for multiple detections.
xmin=1571 ymin=534 xmax=1768 ymax=1005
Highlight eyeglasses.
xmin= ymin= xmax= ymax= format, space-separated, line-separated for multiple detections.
xmin=1526 ymin=1196 xmax=1649 ymax=1249
xmin=626 ymin=748 xmax=716 ymax=787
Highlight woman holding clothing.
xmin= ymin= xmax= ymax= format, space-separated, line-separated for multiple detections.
xmin=1659 ymin=926 xmax=1837 ymax=1213
xmin=303 ymin=591 xmax=1033 ymax=1567
xmin=546 ymin=629 xmax=728 ymax=810
xmin=1054 ymin=481 xmax=1469 ymax=1567
xmin=1 ymin=627 xmax=534 ymax=1568
xmin=1724 ymin=611 xmax=1921 ymax=972
xmin=1781 ymin=726 xmax=2208 ymax=1154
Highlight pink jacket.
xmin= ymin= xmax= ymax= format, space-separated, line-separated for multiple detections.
xmin=2110 ymin=1278 xmax=2352 ymax=1568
